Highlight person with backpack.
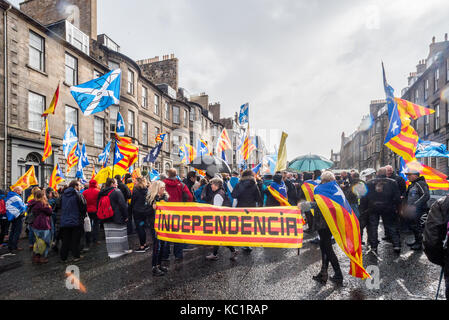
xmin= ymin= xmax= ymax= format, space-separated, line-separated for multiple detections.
xmin=162 ymin=168 xmax=193 ymax=262
xmin=423 ymin=195 xmax=449 ymax=300
xmin=146 ymin=180 xmax=169 ymax=276
xmin=130 ymin=177 xmax=151 ymax=253
xmin=97 ymin=178 xmax=132 ymax=259
xmin=59 ymin=180 xmax=87 ymax=262
xmin=0 ymin=189 xmax=9 ymax=247
xmin=25 ymin=186 xmax=41 ymax=250
xmin=6 ymin=186 xmax=27 ymax=253
xmin=83 ymin=179 xmax=101 ymax=249
xmin=205 ymin=177 xmax=239 ymax=261
xmin=29 ymin=190 xmax=53 ymax=264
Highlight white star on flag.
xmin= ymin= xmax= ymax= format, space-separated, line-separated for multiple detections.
xmin=117 ymin=119 xmax=123 ymax=129
xmin=391 ymin=121 xmax=399 ymax=133
xmin=333 ymin=186 xmax=346 ymax=203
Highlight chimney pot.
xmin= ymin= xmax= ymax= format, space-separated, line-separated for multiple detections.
xmin=445 ymin=33 xmax=448 ymax=41
xmin=432 ymin=36 xmax=436 ymax=44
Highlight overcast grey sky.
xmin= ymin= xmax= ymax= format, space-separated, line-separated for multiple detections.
xmin=11 ymin=0 xmax=449 ymax=160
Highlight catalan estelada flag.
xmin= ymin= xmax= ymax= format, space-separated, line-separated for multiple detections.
xmin=301 ymin=180 xmax=318 ymax=215
xmin=42 ymin=118 xmax=52 ymax=162
xmin=267 ymin=182 xmax=291 ymax=207
xmin=155 ymin=202 xmax=304 ymax=248
xmin=49 ymin=163 xmax=65 ymax=190
xmin=114 ymin=132 xmax=133 ymax=145
xmin=179 ymin=145 xmax=187 ymax=164
xmin=185 ymin=144 xmax=196 ymax=163
xmin=400 ymin=157 xmax=449 ymax=190
xmin=395 ymin=98 xmax=435 ymax=120
xmin=217 ymin=128 xmax=232 ymax=152
xmin=384 ymin=102 xmax=418 ymax=161
xmin=66 ymin=143 xmax=80 ymax=174
xmin=115 ymin=142 xmax=139 ymax=171
xmin=41 ymin=84 xmax=60 ymax=117
xmin=240 ymin=133 xmax=256 ymax=161
xmin=197 ymin=139 xmax=212 ymax=156
xmin=10 ymin=166 xmax=38 ymax=191
xmin=314 ymin=181 xmax=370 ymax=279
xmin=155 ymin=133 xmax=166 ymax=144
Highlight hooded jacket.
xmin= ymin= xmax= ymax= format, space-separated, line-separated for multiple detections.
xmin=231 ymin=175 xmax=262 ymax=207
xmin=405 ymin=176 xmax=430 ymax=214
xmin=97 ymin=187 xmax=128 ymax=224
xmin=423 ymin=195 xmax=449 ymax=266
xmin=284 ymin=178 xmax=299 ymax=205
xmin=130 ymin=186 xmax=150 ymax=220
xmin=163 ymin=178 xmax=193 ymax=202
xmin=60 ymin=187 xmax=87 ymax=228
xmin=83 ymin=180 xmax=100 ymax=213
xmin=29 ymin=200 xmax=52 ymax=230
xmin=117 ymin=180 xmax=132 ymax=201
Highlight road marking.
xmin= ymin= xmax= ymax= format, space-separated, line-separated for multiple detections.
xmin=396 ymin=279 xmax=428 ymax=299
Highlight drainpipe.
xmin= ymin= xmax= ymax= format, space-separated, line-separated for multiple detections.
xmin=3 ymin=4 xmax=11 ymax=190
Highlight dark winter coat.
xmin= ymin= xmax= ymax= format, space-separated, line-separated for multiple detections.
xmin=183 ymin=178 xmax=196 ymax=199
xmin=389 ymin=173 xmax=407 ymax=198
xmin=405 ymin=176 xmax=430 ymax=215
xmin=130 ymin=186 xmax=150 ymax=221
xmin=423 ymin=195 xmax=449 ymax=266
xmin=117 ymin=181 xmax=132 ymax=201
xmin=231 ymin=175 xmax=262 ymax=207
xmin=209 ymin=188 xmax=231 ymax=207
xmin=360 ymin=175 xmax=401 ymax=211
xmin=29 ymin=200 xmax=52 ymax=230
xmin=201 ymin=183 xmax=214 ymax=204
xmin=97 ymin=187 xmax=128 ymax=225
xmin=285 ymin=179 xmax=299 ymax=206
xmin=60 ymin=187 xmax=87 ymax=228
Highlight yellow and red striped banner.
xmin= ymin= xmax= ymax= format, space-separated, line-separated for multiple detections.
xmin=301 ymin=181 xmax=317 ymax=215
xmin=155 ymin=202 xmax=304 ymax=248
xmin=395 ymin=98 xmax=435 ymax=120
xmin=42 ymin=118 xmax=52 ymax=162
xmin=42 ymin=84 xmax=60 ymax=117
xmin=404 ymin=159 xmax=449 ymax=190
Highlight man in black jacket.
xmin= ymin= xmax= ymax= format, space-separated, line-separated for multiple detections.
xmin=183 ymin=171 xmax=197 ymax=200
xmin=404 ymin=169 xmax=430 ymax=250
xmin=231 ymin=170 xmax=262 ymax=207
xmin=284 ymin=172 xmax=299 ymax=206
xmin=423 ymin=195 xmax=449 ymax=300
xmin=115 ymin=175 xmax=132 ymax=234
xmin=360 ymin=167 xmax=401 ymax=254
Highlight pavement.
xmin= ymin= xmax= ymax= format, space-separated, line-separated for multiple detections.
xmin=0 ymin=227 xmax=445 ymax=300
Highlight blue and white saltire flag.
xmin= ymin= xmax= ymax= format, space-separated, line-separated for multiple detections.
xmin=63 ymin=125 xmax=78 ymax=159
xmin=399 ymin=157 xmax=408 ymax=182
xmin=239 ymin=103 xmax=249 ymax=125
xmin=70 ymin=69 xmax=121 ymax=116
xmin=252 ymin=163 xmax=262 ymax=175
xmin=116 ymin=112 xmax=125 ymax=136
xmin=415 ymin=139 xmax=449 ymax=158
xmin=113 ymin=140 xmax=124 ymax=165
xmin=144 ymin=143 xmax=163 ymax=164
xmin=78 ymin=143 xmax=90 ymax=170
xmin=98 ymin=141 xmax=111 ymax=167
xmin=150 ymin=169 xmax=160 ymax=182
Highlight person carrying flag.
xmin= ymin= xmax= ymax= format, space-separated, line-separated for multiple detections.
xmin=265 ymin=173 xmax=288 ymax=207
xmin=299 ymin=171 xmax=344 ymax=286
xmin=5 ymin=187 xmax=27 ymax=253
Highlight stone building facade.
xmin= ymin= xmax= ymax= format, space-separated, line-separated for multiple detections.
xmin=335 ymin=35 xmax=449 ymax=174
xmin=0 ymin=0 xmax=258 ymax=190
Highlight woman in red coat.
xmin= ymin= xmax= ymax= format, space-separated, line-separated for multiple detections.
xmin=83 ymin=179 xmax=100 ymax=248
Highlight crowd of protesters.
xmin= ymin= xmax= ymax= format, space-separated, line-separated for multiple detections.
xmin=0 ymin=165 xmax=447 ymax=298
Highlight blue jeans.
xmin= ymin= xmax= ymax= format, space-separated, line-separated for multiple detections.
xmin=28 ymin=225 xmax=35 ymax=246
xmin=8 ymin=215 xmax=23 ymax=251
xmin=33 ymin=229 xmax=52 ymax=258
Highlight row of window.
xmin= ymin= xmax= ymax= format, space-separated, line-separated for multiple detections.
xmin=28 ymin=91 xmax=104 ymax=147
xmin=412 ymin=58 xmax=449 ymax=103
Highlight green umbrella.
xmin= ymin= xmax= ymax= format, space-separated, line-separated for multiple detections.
xmin=288 ymin=154 xmax=334 ymax=172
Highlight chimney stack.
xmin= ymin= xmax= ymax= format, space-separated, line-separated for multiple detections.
xmin=432 ymin=36 xmax=436 ymax=44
